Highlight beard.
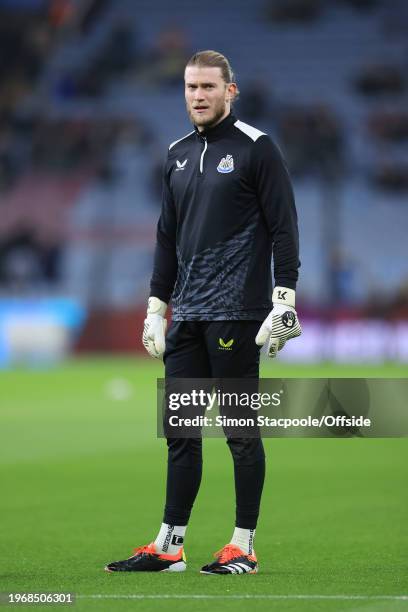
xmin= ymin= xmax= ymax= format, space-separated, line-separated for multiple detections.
xmin=186 ymin=97 xmax=228 ymax=130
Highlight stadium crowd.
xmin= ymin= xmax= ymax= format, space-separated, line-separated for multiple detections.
xmin=0 ymin=0 xmax=407 ymax=318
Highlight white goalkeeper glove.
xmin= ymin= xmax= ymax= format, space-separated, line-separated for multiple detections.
xmin=255 ymin=286 xmax=302 ymax=358
xmin=142 ymin=297 xmax=167 ymax=359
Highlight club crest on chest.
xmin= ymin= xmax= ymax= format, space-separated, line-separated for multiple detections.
xmin=217 ymin=154 xmax=234 ymax=173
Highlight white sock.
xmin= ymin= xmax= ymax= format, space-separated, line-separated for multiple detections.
xmin=154 ymin=523 xmax=186 ymax=555
xmin=230 ymin=527 xmax=255 ymax=555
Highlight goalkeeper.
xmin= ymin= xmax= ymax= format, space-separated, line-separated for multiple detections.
xmin=106 ymin=50 xmax=301 ymax=575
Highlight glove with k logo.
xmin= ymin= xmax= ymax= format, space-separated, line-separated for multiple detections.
xmin=255 ymin=287 xmax=302 ymax=358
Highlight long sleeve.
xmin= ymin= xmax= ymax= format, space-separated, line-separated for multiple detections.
xmin=251 ymin=136 xmax=300 ymax=290
xmin=149 ymin=163 xmax=178 ymax=303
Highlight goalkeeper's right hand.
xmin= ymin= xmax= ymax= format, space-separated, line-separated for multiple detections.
xmin=142 ymin=297 xmax=167 ymax=359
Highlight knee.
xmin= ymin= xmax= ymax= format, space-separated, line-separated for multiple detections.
xmin=167 ymin=437 xmax=203 ymax=466
xmin=226 ymin=437 xmax=265 ymax=465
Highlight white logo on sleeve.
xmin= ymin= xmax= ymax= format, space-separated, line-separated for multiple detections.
xmin=217 ymin=154 xmax=234 ymax=173
xmin=175 ymin=159 xmax=188 ymax=171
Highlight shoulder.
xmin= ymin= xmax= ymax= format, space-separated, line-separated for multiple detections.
xmin=164 ymin=130 xmax=195 ymax=177
xmin=233 ymin=119 xmax=267 ymax=143
xmin=235 ymin=125 xmax=287 ymax=172
xmin=168 ymin=130 xmax=195 ymax=152
xmin=233 ymin=121 xmax=290 ymax=178
xmin=233 ymin=120 xmax=282 ymax=160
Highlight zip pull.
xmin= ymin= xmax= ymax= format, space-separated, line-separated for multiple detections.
xmin=199 ymin=137 xmax=207 ymax=174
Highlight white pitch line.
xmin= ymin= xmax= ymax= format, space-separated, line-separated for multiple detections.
xmin=78 ymin=595 xmax=408 ymax=601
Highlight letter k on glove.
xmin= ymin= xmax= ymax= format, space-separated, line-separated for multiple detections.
xmin=255 ymin=287 xmax=302 ymax=358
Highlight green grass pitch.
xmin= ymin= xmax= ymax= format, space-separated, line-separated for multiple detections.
xmin=1 ymin=357 xmax=407 ymax=612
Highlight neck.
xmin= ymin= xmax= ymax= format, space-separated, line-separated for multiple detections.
xmin=196 ymin=107 xmax=231 ymax=132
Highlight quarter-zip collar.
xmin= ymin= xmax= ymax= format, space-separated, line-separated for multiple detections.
xmin=194 ymin=112 xmax=236 ymax=143
xmin=199 ymin=137 xmax=207 ymax=173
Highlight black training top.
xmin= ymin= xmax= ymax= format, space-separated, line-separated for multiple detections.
xmin=150 ymin=112 xmax=300 ymax=321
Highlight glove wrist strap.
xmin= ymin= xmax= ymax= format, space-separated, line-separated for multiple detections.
xmin=147 ymin=297 xmax=167 ymax=317
xmin=272 ymin=286 xmax=296 ymax=308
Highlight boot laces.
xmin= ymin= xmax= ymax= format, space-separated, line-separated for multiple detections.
xmin=215 ymin=544 xmax=243 ymax=564
xmin=131 ymin=543 xmax=156 ymax=557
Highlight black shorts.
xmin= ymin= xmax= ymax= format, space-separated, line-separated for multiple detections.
xmin=164 ymin=320 xmax=261 ymax=379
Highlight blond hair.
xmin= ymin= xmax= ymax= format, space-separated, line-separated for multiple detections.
xmin=186 ymin=50 xmax=240 ymax=98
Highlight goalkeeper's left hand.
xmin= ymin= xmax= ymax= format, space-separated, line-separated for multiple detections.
xmin=255 ymin=286 xmax=302 ymax=358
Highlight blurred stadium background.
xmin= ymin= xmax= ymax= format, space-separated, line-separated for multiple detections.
xmin=0 ymin=0 xmax=407 ymax=367
xmin=1 ymin=3 xmax=407 ymax=608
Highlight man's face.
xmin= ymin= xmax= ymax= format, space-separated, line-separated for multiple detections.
xmin=185 ymin=66 xmax=234 ymax=130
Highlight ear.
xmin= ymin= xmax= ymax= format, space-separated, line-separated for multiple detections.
xmin=226 ymin=82 xmax=237 ymax=102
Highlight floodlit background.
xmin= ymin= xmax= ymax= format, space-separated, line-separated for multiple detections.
xmin=0 ymin=0 xmax=407 ymax=366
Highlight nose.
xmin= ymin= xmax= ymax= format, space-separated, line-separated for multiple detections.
xmin=193 ymin=88 xmax=205 ymax=101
